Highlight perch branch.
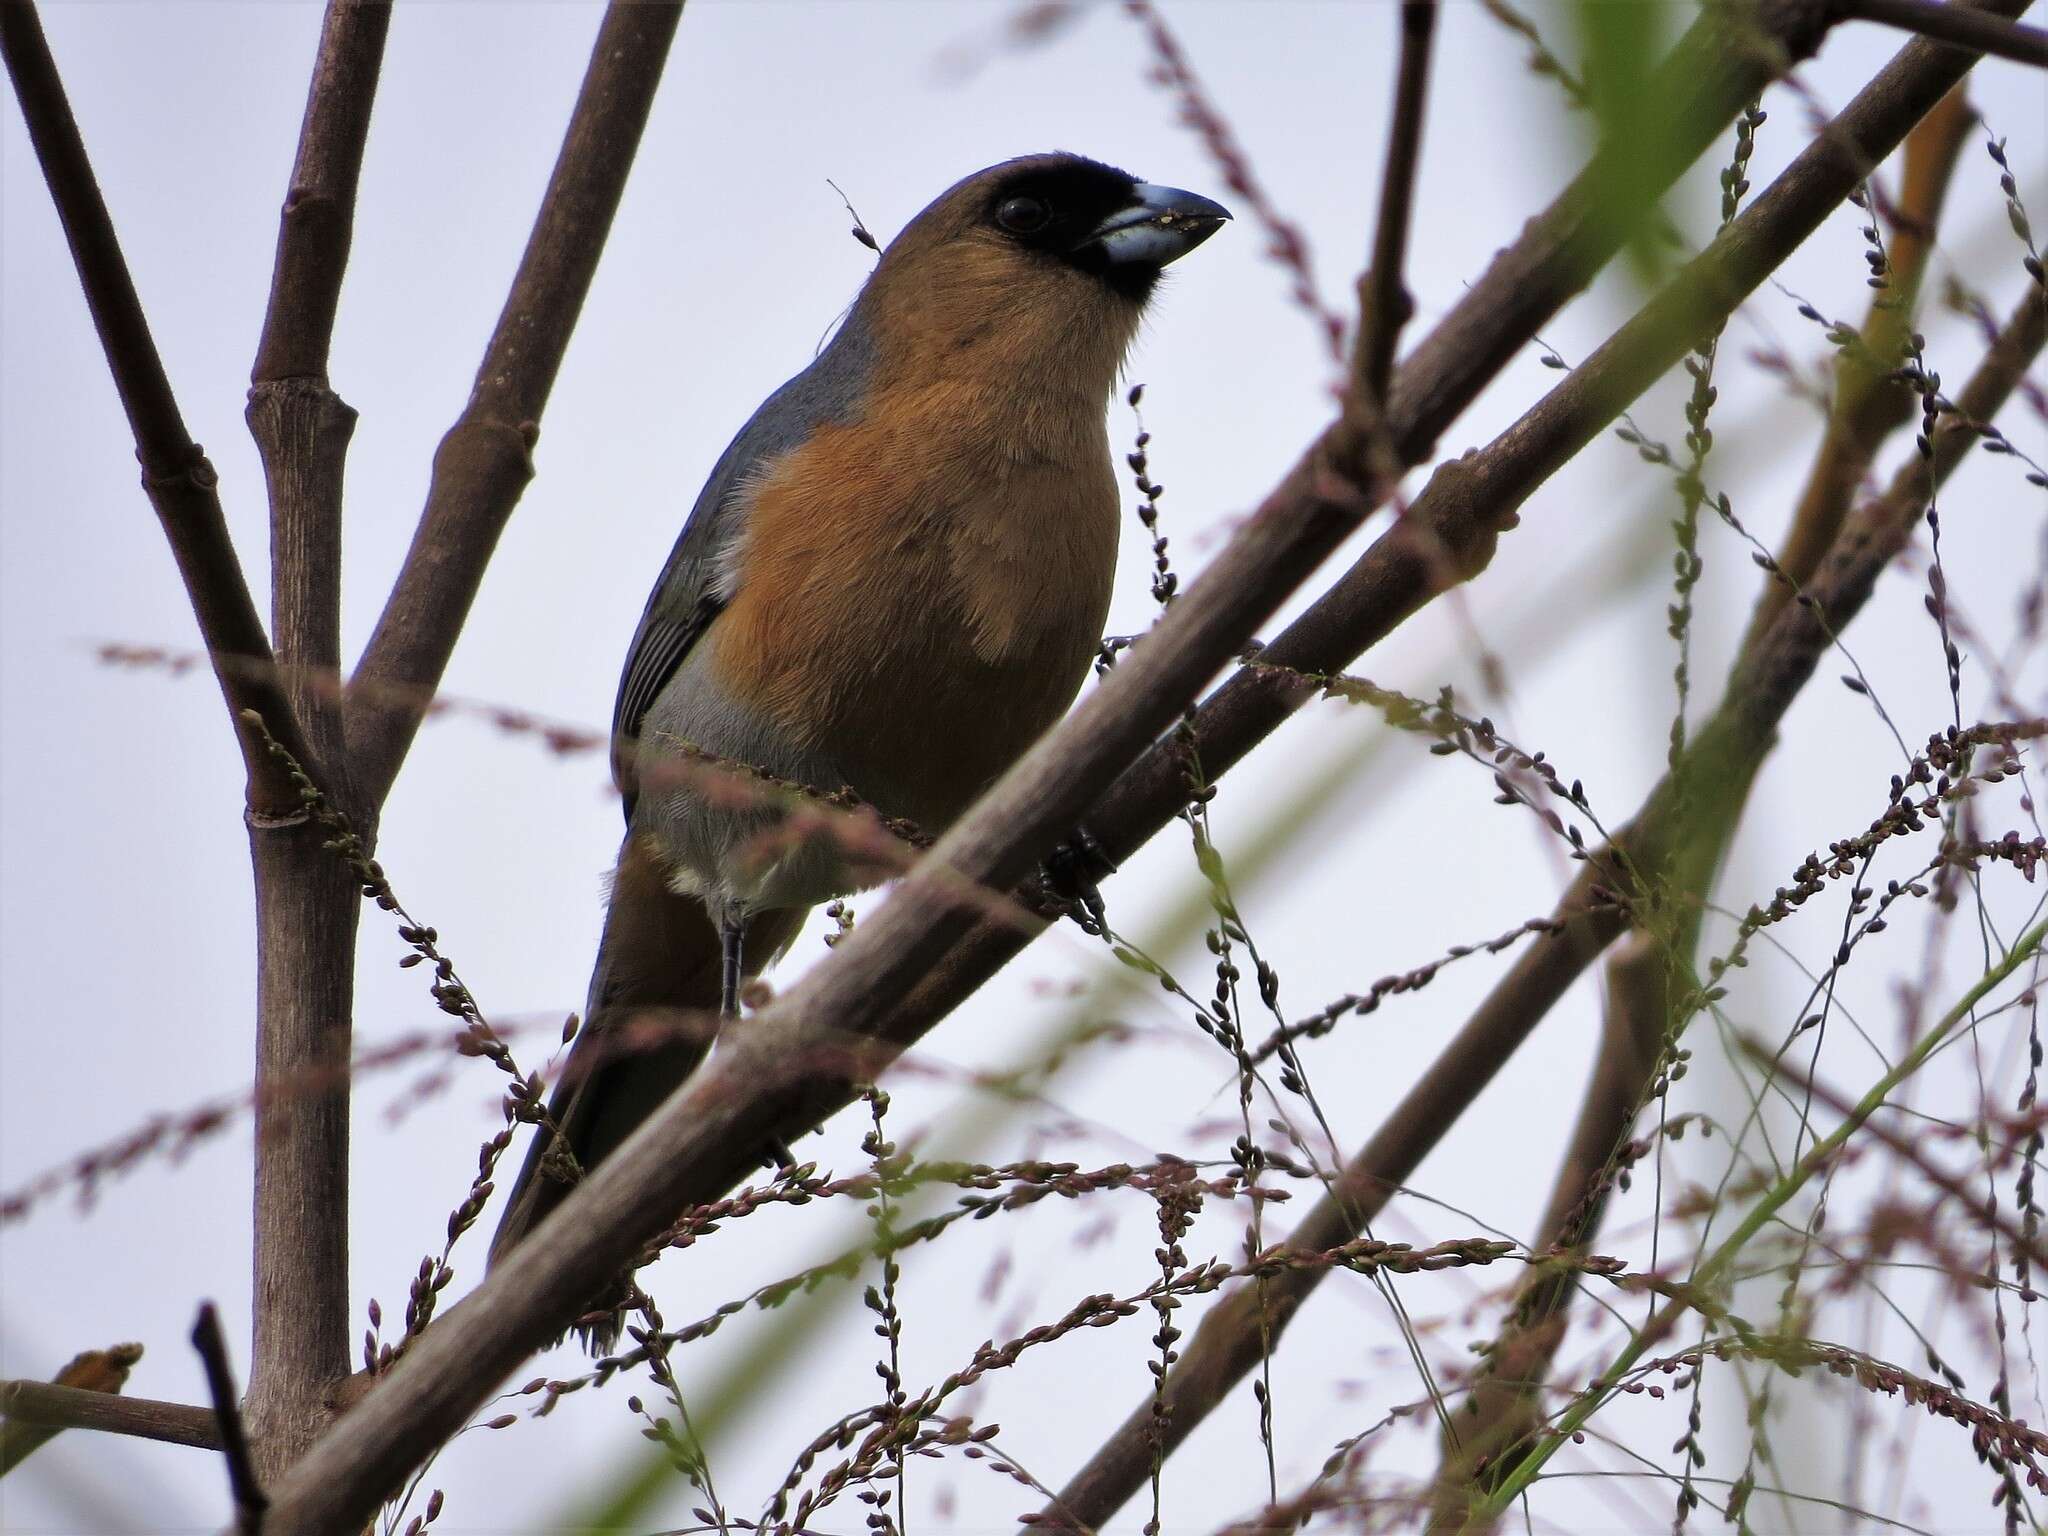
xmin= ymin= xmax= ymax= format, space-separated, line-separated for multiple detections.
xmin=0 ymin=1379 xmax=218 ymax=1460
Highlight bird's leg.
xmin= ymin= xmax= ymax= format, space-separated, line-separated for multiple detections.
xmin=1043 ymin=825 xmax=1116 ymax=936
xmin=720 ymin=909 xmax=796 ymax=1168
xmin=719 ymin=912 xmax=745 ymax=1019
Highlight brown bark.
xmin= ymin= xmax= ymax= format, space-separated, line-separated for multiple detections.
xmin=239 ymin=1 xmax=390 ymax=1475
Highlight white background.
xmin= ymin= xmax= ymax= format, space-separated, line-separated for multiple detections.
xmin=3 ymin=2 xmax=2045 ymax=1532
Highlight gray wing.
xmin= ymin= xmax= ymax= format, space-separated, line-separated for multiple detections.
xmin=611 ymin=307 xmax=876 ymax=817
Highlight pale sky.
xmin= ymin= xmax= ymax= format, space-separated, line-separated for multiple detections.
xmin=3 ymin=3 xmax=2046 ymax=1533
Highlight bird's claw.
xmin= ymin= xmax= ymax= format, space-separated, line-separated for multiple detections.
xmin=1044 ymin=826 xmax=1116 ymax=936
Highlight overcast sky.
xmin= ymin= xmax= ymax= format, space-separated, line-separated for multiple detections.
xmin=3 ymin=3 xmax=2046 ymax=1533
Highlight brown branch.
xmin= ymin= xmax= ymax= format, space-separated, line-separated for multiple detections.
xmin=1846 ymin=0 xmax=2048 ymax=66
xmin=250 ymin=0 xmax=389 ymax=390
xmin=0 ymin=1344 xmax=200 ymax=1472
xmin=343 ymin=0 xmax=684 ymax=808
xmin=1350 ymin=0 xmax=1438 ymax=416
xmin=237 ymin=2 xmax=390 ymax=1480
xmin=0 ymin=1377 xmax=219 ymax=1460
xmin=243 ymin=7 xmax=1898 ymax=1529
xmin=0 ymin=3 xmax=309 ymax=813
xmin=1426 ymin=86 xmax=1980 ymax=1526
xmin=248 ymin=0 xmax=389 ymax=769
xmin=193 ymin=1305 xmax=266 ymax=1535
xmin=1043 ymin=280 xmax=2046 ymax=1533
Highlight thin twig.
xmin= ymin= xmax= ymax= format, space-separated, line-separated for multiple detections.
xmin=1351 ymin=0 xmax=1438 ymax=419
xmin=0 ymin=2 xmax=309 ymax=812
xmin=1846 ymin=0 xmax=2048 ymax=67
xmin=193 ymin=1304 xmax=267 ymax=1535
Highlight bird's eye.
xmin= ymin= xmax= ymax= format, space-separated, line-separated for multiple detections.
xmin=995 ymin=195 xmax=1051 ymax=234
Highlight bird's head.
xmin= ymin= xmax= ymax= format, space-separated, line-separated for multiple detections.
xmin=856 ymin=153 xmax=1230 ymax=388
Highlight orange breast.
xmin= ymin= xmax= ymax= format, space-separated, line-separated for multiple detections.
xmin=709 ymin=379 xmax=1120 ymax=832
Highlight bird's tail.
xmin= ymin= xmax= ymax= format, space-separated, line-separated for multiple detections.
xmin=487 ymin=831 xmax=804 ymax=1352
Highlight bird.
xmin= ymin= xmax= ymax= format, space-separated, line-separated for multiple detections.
xmin=488 ymin=153 xmax=1229 ymax=1329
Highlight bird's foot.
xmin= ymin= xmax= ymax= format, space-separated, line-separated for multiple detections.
xmin=1043 ymin=825 xmax=1116 ymax=936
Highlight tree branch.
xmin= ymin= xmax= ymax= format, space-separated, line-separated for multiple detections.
xmin=250 ymin=0 xmax=389 ymax=391
xmin=0 ymin=1344 xmax=198 ymax=1472
xmin=248 ymin=0 xmax=389 ymax=770
xmin=1845 ymin=0 xmax=2048 ymax=66
xmin=344 ymin=0 xmax=683 ymax=807
xmin=238 ymin=0 xmax=390 ymax=1478
xmin=1350 ymin=0 xmax=1438 ymax=418
xmin=0 ymin=1376 xmax=219 ymax=1460
xmin=0 ymin=2 xmax=310 ymax=813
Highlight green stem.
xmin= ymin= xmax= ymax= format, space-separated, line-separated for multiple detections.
xmin=1472 ymin=914 xmax=2048 ymax=1520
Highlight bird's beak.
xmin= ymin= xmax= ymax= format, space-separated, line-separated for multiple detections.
xmin=1085 ymin=183 xmax=1232 ymax=268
